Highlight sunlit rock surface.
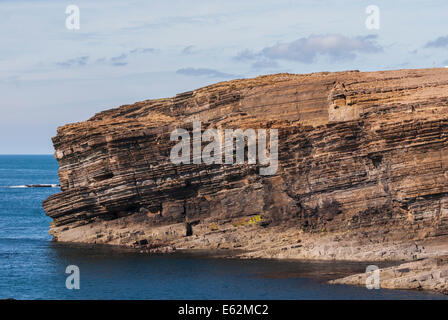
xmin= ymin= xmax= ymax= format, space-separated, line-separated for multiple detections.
xmin=43 ymin=68 xmax=448 ymax=293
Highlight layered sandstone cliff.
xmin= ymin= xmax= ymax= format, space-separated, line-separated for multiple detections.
xmin=43 ymin=68 xmax=448 ymax=293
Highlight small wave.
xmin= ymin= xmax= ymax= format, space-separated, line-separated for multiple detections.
xmin=8 ymin=184 xmax=60 ymax=188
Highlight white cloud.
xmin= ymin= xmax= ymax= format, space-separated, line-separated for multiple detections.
xmin=425 ymin=35 xmax=448 ymax=48
xmin=176 ymin=67 xmax=235 ymax=78
xmin=260 ymin=34 xmax=383 ymax=63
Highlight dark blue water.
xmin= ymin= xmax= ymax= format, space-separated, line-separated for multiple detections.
xmin=0 ymin=155 xmax=446 ymax=300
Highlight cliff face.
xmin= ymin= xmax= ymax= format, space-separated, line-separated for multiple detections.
xmin=43 ymin=69 xmax=448 ymax=263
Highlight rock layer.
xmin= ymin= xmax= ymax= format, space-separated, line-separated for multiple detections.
xmin=330 ymin=254 xmax=448 ymax=294
xmin=43 ymin=68 xmax=448 ymax=293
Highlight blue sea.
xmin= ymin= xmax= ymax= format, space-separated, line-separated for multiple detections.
xmin=0 ymin=155 xmax=446 ymax=300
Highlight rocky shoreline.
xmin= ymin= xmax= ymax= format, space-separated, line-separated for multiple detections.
xmin=53 ymin=213 xmax=448 ymax=294
xmin=330 ymin=255 xmax=448 ymax=295
xmin=43 ymin=68 xmax=448 ymax=296
xmin=50 ymin=232 xmax=448 ymax=296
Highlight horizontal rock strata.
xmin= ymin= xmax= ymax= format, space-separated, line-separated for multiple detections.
xmin=43 ymin=68 xmax=448 ymax=293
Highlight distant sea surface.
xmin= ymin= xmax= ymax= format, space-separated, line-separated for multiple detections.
xmin=0 ymin=155 xmax=446 ymax=300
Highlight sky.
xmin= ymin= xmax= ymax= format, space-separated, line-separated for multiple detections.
xmin=1 ymin=0 xmax=448 ymax=154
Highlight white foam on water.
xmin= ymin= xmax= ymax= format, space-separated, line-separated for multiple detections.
xmin=7 ymin=184 xmax=60 ymax=188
